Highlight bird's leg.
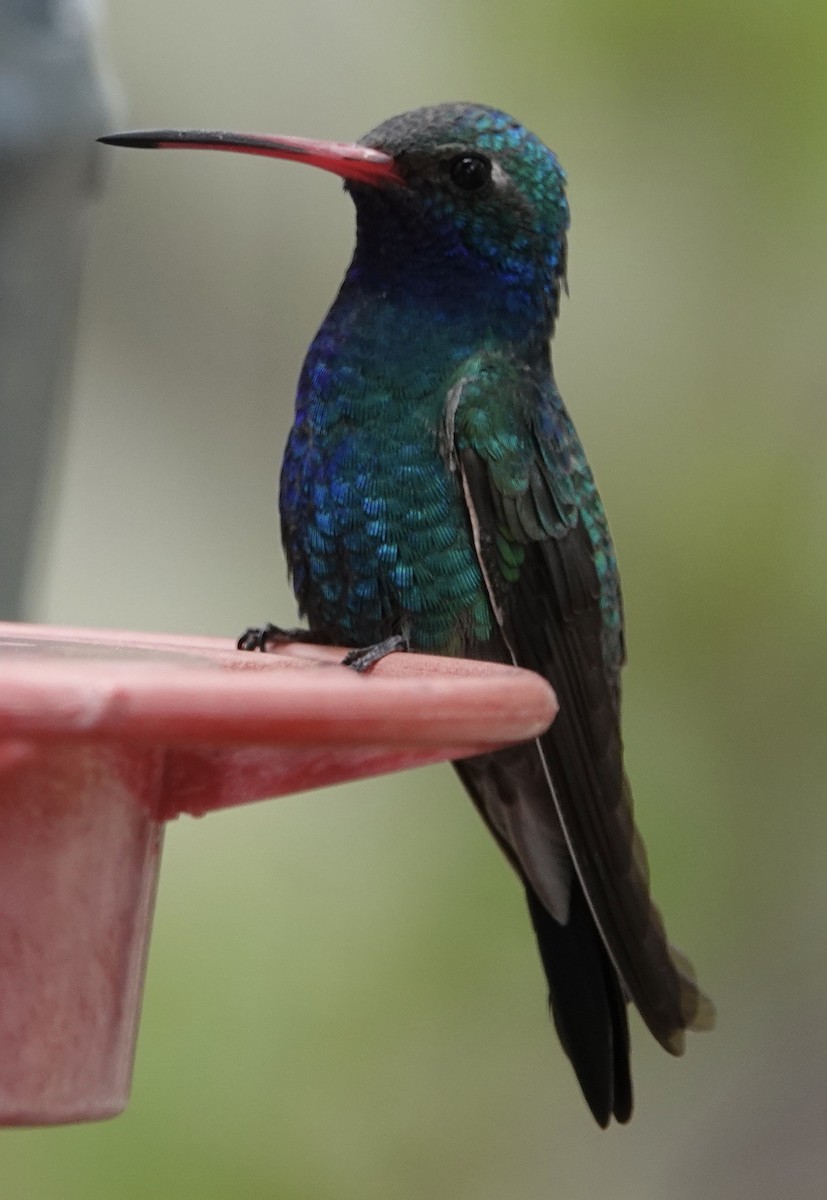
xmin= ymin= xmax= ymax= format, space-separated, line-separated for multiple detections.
xmin=341 ymin=634 xmax=409 ymax=673
xmin=238 ymin=623 xmax=409 ymax=670
xmin=237 ymin=623 xmax=329 ymax=652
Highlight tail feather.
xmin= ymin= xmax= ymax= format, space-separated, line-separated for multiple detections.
xmin=525 ymin=881 xmax=632 ymax=1126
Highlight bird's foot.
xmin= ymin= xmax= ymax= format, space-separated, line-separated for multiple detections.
xmin=237 ymin=623 xmax=320 ymax=652
xmin=341 ymin=634 xmax=409 ymax=673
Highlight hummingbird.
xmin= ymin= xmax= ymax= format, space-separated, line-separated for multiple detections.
xmin=99 ymin=103 xmax=713 ymax=1125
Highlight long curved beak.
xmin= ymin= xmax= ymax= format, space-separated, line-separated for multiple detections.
xmin=97 ymin=129 xmax=402 ymax=187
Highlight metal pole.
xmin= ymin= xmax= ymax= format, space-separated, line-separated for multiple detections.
xmin=0 ymin=0 xmax=112 ymax=616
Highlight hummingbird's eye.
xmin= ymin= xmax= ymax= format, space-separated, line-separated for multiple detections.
xmin=448 ymin=153 xmax=492 ymax=192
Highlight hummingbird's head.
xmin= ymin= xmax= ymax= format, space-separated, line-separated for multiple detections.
xmin=353 ymin=103 xmax=569 ymax=306
xmin=98 ymin=103 xmax=569 ymax=323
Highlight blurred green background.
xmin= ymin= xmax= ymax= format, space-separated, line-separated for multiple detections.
xmin=13 ymin=0 xmax=827 ymax=1196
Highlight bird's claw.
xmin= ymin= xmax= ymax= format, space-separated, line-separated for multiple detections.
xmin=341 ymin=634 xmax=409 ymax=673
xmin=237 ymin=623 xmax=311 ymax=652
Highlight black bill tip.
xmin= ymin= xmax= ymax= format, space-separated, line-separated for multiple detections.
xmin=98 ymin=132 xmax=172 ymax=149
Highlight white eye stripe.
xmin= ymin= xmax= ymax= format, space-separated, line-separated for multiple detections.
xmin=490 ymin=160 xmax=508 ymax=188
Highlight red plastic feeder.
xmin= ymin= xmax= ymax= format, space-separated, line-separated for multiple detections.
xmin=0 ymin=622 xmax=555 ymax=1126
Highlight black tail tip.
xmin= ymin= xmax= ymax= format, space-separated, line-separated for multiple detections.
xmin=524 ymin=884 xmax=633 ymax=1127
xmin=577 ymin=1046 xmax=632 ymax=1128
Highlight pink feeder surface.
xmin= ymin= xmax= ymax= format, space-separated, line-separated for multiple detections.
xmin=0 ymin=621 xmax=556 ymax=1127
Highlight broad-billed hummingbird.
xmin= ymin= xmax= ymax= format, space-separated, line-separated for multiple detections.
xmin=99 ymin=103 xmax=713 ymax=1126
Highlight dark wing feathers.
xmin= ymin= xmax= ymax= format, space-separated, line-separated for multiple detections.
xmin=448 ymin=360 xmax=713 ymax=1105
xmin=523 ymin=527 xmax=701 ymax=1051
